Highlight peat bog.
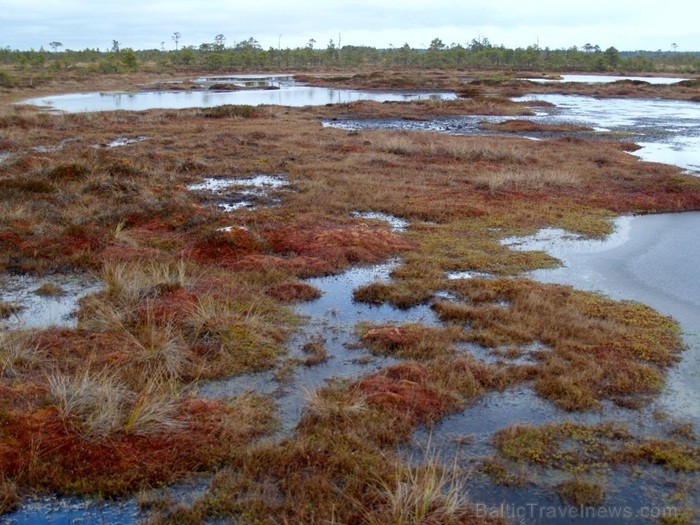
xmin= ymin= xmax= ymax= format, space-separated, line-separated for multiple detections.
xmin=1 ymin=70 xmax=699 ymax=524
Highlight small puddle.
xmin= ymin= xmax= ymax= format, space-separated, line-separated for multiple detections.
xmin=95 ymin=136 xmax=147 ymax=148
xmin=445 ymin=270 xmax=495 ymax=280
xmin=4 ymin=495 xmax=141 ymax=525
xmin=351 ymin=211 xmax=409 ymax=232
xmin=33 ymin=139 xmax=78 ymax=154
xmin=187 ymin=174 xmax=288 ymax=212
xmin=0 ymin=274 xmax=101 ymax=329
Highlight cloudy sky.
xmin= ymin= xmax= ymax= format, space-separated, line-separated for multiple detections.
xmin=1 ymin=0 xmax=698 ymax=52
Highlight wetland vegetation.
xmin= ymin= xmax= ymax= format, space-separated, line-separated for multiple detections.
xmin=0 ymin=47 xmax=699 ymax=524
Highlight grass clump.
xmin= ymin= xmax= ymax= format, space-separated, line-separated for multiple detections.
xmin=264 ymin=281 xmax=321 ymax=302
xmin=620 ymin=440 xmax=700 ymax=472
xmin=480 ymin=457 xmax=527 ymax=487
xmin=34 ymin=281 xmax=65 ymax=297
xmin=48 ymin=370 xmax=132 ymax=439
xmin=358 ymin=323 xmax=462 ymax=360
xmin=201 ymin=104 xmax=258 ymax=119
xmin=361 ymin=457 xmax=478 ymax=525
xmin=659 ymin=509 xmax=697 ymax=525
xmin=47 ymin=163 xmax=90 ymax=181
xmin=0 ymin=480 xmax=19 ymax=514
xmin=0 ymin=300 xmax=22 ymax=319
xmin=556 ymin=478 xmax=605 ymax=507
xmin=0 ymin=331 xmax=40 ymax=378
xmin=301 ymin=336 xmax=329 ymax=366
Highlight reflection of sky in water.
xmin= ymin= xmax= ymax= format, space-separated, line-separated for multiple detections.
xmin=23 ymin=87 xmax=456 ymax=112
xmin=635 ymin=139 xmax=700 ymax=173
xmin=514 ymin=94 xmax=700 ymax=129
xmin=514 ymin=95 xmax=700 ymax=173
xmin=504 ymin=212 xmax=700 ymax=423
xmin=523 ymin=74 xmax=688 ymax=84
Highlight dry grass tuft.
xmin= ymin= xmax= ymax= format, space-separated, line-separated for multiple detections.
xmin=361 ymin=456 xmax=476 ymax=525
xmin=304 ymin=384 xmax=368 ymax=421
xmin=34 ymin=281 xmax=65 ymax=297
xmin=473 ymin=168 xmax=581 ymax=193
xmin=0 ymin=480 xmax=19 ymax=515
xmin=0 ymin=301 xmax=22 ymax=319
xmin=48 ymin=369 xmax=132 ymax=439
xmin=0 ymin=331 xmax=42 ymax=378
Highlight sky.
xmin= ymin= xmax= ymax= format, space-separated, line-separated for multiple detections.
xmin=1 ymin=0 xmax=698 ymax=52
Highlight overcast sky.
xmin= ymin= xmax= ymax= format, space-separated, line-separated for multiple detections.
xmin=1 ymin=0 xmax=698 ymax=52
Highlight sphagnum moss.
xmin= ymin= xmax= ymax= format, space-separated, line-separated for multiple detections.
xmin=1 ymin=74 xmax=699 ymax=520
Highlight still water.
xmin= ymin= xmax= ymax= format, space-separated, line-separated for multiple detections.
xmin=523 ymin=74 xmax=689 ymax=84
xmin=22 ymin=86 xmax=455 ymax=112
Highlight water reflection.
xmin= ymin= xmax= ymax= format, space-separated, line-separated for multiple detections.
xmin=23 ymin=87 xmax=456 ymax=113
xmin=522 ymin=74 xmax=688 ymax=84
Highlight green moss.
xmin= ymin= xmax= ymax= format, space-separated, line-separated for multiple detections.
xmin=494 ymin=422 xmax=699 ymax=473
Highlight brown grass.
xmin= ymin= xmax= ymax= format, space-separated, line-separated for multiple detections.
xmin=1 ymin=74 xmax=698 ymax=518
xmin=478 ymin=119 xmax=593 ymax=133
xmin=432 ymin=278 xmax=683 ymax=410
xmin=301 ymin=336 xmax=329 ymax=366
xmin=0 ymin=480 xmax=19 ymax=515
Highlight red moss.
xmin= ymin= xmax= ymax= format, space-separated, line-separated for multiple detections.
xmin=137 ymin=288 xmax=198 ymax=323
xmin=0 ymin=399 xmax=251 ymax=496
xmin=252 ymin=216 xmax=414 ymax=275
xmin=354 ymin=363 xmax=457 ymax=424
xmin=233 ymin=254 xmax=333 ymax=276
xmin=30 ymin=328 xmax=140 ymax=376
xmin=186 ymin=228 xmax=264 ymax=264
xmin=362 ymin=326 xmax=421 ymax=350
xmin=264 ymin=281 xmax=322 ymax=302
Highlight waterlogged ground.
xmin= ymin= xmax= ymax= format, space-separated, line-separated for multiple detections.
xmin=515 ymin=94 xmax=700 ymax=173
xmin=505 ymin=212 xmax=700 ymax=422
xmin=0 ymin=275 xmax=100 ymax=329
xmin=198 ymin=257 xmax=440 ymax=430
xmin=187 ymin=174 xmax=289 ymax=211
xmin=327 ymin=94 xmax=700 ymax=173
xmin=406 ymin=212 xmax=700 ymax=525
xmin=2 ymin=72 xmax=699 ymax=524
xmin=5 ymin=249 xmax=441 ymax=524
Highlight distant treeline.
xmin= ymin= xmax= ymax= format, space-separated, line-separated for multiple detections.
xmin=1 ymin=37 xmax=698 ymax=84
